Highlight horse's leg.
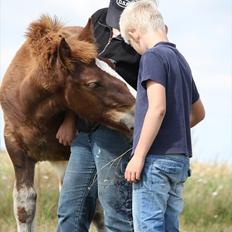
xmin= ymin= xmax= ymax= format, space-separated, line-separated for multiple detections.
xmin=5 ymin=138 xmax=36 ymax=232
xmin=50 ymin=161 xmax=67 ymax=191
xmin=51 ymin=160 xmax=105 ymax=232
xmin=92 ymin=200 xmax=105 ymax=232
xmin=13 ymin=159 xmax=36 ymax=232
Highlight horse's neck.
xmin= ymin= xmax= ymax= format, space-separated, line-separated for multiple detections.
xmin=19 ymin=75 xmax=66 ymax=123
xmin=34 ymin=94 xmax=66 ymax=123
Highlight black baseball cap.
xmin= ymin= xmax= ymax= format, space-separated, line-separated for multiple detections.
xmin=106 ymin=0 xmax=133 ymax=29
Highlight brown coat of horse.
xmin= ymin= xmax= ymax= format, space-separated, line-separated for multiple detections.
xmin=0 ymin=15 xmax=135 ymax=232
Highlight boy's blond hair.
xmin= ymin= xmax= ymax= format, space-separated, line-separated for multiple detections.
xmin=120 ymin=0 xmax=165 ymax=43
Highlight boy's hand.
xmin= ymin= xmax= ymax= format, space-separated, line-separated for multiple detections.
xmin=124 ymin=155 xmax=145 ymax=182
xmin=56 ymin=112 xmax=77 ymax=146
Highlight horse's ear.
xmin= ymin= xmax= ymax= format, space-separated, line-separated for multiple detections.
xmin=58 ymin=37 xmax=73 ymax=71
xmin=78 ymin=18 xmax=95 ymax=44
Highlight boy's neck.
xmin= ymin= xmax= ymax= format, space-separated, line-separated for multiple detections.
xmin=143 ymin=29 xmax=168 ymax=50
xmin=112 ymin=28 xmax=120 ymax=38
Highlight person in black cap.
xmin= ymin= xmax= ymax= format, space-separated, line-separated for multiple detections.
xmin=56 ymin=1 xmax=140 ymax=231
xmin=106 ymin=0 xmax=132 ymax=29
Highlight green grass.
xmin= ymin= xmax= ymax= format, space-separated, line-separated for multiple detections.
xmin=0 ymin=152 xmax=232 ymax=232
xmin=181 ymin=163 xmax=232 ymax=232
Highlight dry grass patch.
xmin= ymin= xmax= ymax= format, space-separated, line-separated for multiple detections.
xmin=0 ymin=152 xmax=232 ymax=232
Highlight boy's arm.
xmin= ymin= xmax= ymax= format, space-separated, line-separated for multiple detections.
xmin=125 ymin=80 xmax=166 ymax=182
xmin=190 ymin=98 xmax=205 ymax=128
xmin=56 ymin=110 xmax=77 ymax=146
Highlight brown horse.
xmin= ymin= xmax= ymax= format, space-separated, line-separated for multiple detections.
xmin=0 ymin=15 xmax=135 ymax=232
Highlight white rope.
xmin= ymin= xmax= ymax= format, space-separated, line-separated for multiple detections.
xmin=88 ymin=147 xmax=133 ymax=190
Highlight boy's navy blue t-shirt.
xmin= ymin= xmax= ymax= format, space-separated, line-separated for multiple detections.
xmin=132 ymin=42 xmax=199 ymax=157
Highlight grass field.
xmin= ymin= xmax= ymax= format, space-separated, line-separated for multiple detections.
xmin=0 ymin=151 xmax=232 ymax=232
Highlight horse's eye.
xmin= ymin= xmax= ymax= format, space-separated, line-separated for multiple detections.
xmin=87 ymin=82 xmax=100 ymax=89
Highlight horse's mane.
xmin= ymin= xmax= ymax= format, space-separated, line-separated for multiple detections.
xmin=25 ymin=15 xmax=97 ymax=66
xmin=26 ymin=15 xmax=63 ymax=58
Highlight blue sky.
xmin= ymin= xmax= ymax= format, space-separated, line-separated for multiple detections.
xmin=0 ymin=0 xmax=231 ymax=164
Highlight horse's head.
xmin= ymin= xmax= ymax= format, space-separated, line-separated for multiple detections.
xmin=27 ymin=16 xmax=136 ymax=135
xmin=61 ymin=20 xmax=136 ymax=135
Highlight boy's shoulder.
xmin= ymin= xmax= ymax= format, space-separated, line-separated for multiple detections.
xmin=140 ymin=43 xmax=170 ymax=65
xmin=141 ymin=41 xmax=184 ymax=67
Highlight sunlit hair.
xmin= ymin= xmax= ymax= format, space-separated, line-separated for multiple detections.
xmin=120 ymin=0 xmax=165 ymax=44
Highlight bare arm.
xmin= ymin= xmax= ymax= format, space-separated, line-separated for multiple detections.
xmin=56 ymin=110 xmax=77 ymax=146
xmin=125 ymin=80 xmax=166 ymax=182
xmin=190 ymin=99 xmax=205 ymax=128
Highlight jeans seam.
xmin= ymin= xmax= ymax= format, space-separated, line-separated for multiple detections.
xmin=74 ymin=167 xmax=97 ymax=232
xmin=73 ymin=135 xmax=97 ymax=232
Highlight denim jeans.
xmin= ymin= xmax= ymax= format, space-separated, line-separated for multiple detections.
xmin=133 ymin=154 xmax=190 ymax=232
xmin=57 ymin=125 xmax=133 ymax=232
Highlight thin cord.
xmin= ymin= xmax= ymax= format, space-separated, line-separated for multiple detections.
xmin=88 ymin=147 xmax=132 ymax=190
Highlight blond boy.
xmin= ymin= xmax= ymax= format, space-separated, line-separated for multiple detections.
xmin=120 ymin=1 xmax=205 ymax=231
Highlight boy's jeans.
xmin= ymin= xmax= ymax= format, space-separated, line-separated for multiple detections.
xmin=133 ymin=154 xmax=190 ymax=232
xmin=57 ymin=125 xmax=133 ymax=232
